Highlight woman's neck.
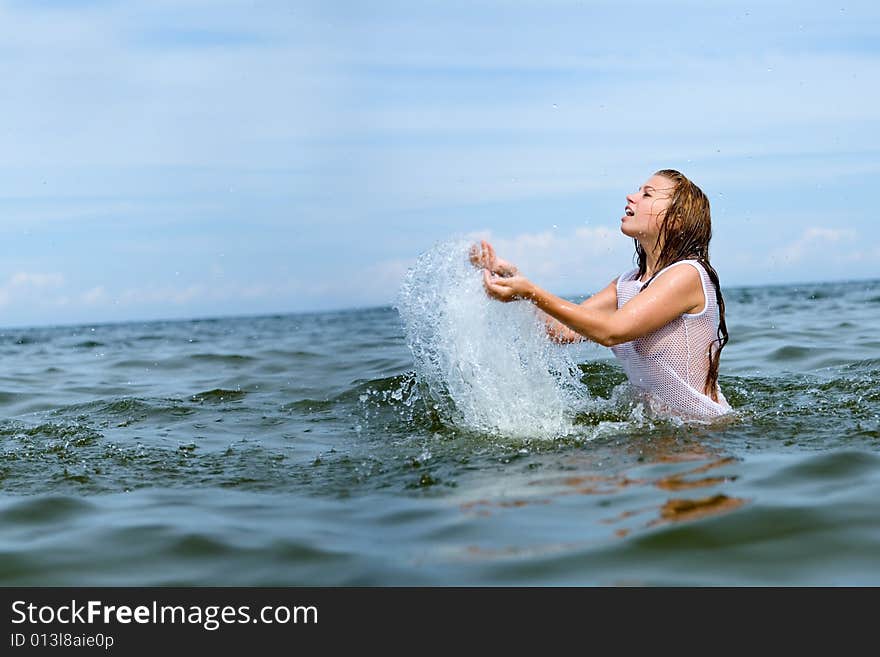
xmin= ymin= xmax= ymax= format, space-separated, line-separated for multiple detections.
xmin=641 ymin=245 xmax=662 ymax=281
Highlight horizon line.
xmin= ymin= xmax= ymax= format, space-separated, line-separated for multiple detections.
xmin=1 ymin=274 xmax=877 ymax=333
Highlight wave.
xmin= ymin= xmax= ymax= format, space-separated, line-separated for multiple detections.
xmin=190 ymin=389 xmax=247 ymax=403
xmin=188 ymin=353 xmax=256 ymax=363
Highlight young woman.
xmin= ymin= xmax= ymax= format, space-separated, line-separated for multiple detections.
xmin=471 ymin=169 xmax=732 ymax=420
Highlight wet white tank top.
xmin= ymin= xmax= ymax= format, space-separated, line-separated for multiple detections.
xmin=610 ymin=260 xmax=732 ymax=420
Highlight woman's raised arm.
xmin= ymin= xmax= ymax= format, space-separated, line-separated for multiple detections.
xmin=471 ymin=240 xmax=623 ymax=345
xmin=483 ymin=264 xmax=704 ymax=347
xmin=541 ymin=278 xmax=618 ymax=344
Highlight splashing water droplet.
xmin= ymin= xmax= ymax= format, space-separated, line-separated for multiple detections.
xmin=396 ymin=240 xmax=589 ymax=439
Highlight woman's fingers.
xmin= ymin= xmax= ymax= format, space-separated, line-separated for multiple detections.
xmin=482 ymin=267 xmax=492 ymax=287
xmin=482 ymin=269 xmax=500 ymax=297
xmin=482 ymin=240 xmax=508 ymax=275
xmin=482 ymin=269 xmax=516 ymax=301
xmin=471 ymin=241 xmax=499 ymax=270
xmin=470 ymin=242 xmax=491 ymax=269
xmin=473 ymin=240 xmax=519 ymax=286
xmin=484 ymin=241 xmax=494 ymax=268
xmin=468 ymin=243 xmax=481 ymax=267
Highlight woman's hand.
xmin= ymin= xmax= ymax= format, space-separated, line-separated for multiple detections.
xmin=469 ymin=240 xmax=518 ymax=277
xmin=482 ymin=269 xmax=533 ymax=303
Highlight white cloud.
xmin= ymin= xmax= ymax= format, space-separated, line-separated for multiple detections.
xmin=117 ymin=284 xmax=210 ymax=306
xmin=274 ymin=257 xmax=418 ymax=310
xmin=769 ymin=227 xmax=858 ymax=265
xmin=81 ymin=286 xmax=108 ymax=305
xmin=365 ymin=257 xmax=417 ymax=291
xmin=465 ymin=225 xmax=631 ymax=294
xmin=8 ymin=272 xmax=65 ymax=288
xmin=0 ymin=271 xmax=66 ymax=309
xmin=863 ymin=245 xmax=880 ymax=262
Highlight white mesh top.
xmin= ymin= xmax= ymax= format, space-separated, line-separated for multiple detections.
xmin=610 ymin=260 xmax=732 ymax=420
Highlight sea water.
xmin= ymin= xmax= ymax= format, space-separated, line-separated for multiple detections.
xmin=0 ymin=241 xmax=878 ymax=585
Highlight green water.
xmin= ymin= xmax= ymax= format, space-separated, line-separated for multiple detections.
xmin=0 ymin=278 xmax=878 ymax=585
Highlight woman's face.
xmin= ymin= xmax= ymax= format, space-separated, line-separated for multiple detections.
xmin=621 ymin=174 xmax=674 ymax=241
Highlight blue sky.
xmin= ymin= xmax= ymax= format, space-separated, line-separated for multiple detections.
xmin=0 ymin=0 xmax=878 ymax=328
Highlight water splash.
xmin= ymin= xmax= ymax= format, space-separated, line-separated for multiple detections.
xmin=396 ymin=240 xmax=589 ymax=439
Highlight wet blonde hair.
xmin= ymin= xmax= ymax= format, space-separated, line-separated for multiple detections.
xmin=635 ymin=169 xmax=728 ymax=401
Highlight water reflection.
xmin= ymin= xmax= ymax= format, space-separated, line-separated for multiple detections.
xmin=460 ymin=436 xmax=748 ymax=542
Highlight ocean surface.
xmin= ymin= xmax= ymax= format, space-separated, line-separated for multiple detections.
xmin=1 ymin=246 xmax=879 ymax=585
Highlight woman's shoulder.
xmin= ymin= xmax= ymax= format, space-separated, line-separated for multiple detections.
xmin=653 ymin=260 xmax=715 ymax=316
xmin=658 ymin=259 xmax=714 ymax=284
xmin=649 ymin=260 xmax=705 ymax=290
